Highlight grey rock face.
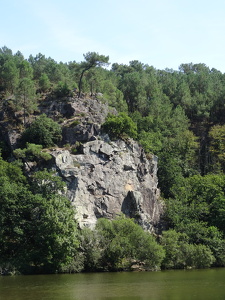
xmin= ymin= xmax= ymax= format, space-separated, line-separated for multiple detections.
xmin=40 ymin=96 xmax=116 ymax=145
xmin=50 ymin=138 xmax=163 ymax=232
xmin=0 ymin=94 xmax=164 ymax=233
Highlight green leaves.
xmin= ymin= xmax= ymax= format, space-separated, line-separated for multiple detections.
xmin=161 ymin=230 xmax=215 ymax=269
xmin=209 ymin=125 xmax=225 ymax=172
xmin=167 ymin=174 xmax=225 ymax=233
xmin=102 ymin=112 xmax=137 ymax=140
xmin=21 ymin=114 xmax=62 ymax=147
xmin=164 ymin=174 xmax=225 ymax=267
xmin=1 ymin=58 xmax=19 ymax=93
xmin=13 ymin=143 xmax=52 ymax=162
xmin=93 ymin=217 xmax=165 ymax=271
xmin=78 ymin=52 xmax=109 ymax=96
xmin=0 ymin=158 xmax=79 ymax=274
xmin=39 ymin=73 xmax=51 ymax=92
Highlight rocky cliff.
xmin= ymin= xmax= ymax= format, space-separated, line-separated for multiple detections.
xmin=50 ymin=137 xmax=163 ymax=232
xmin=1 ymin=95 xmax=164 ymax=232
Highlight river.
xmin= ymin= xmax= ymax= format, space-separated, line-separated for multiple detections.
xmin=0 ymin=268 xmax=225 ymax=300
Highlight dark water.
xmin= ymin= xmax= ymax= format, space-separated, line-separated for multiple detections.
xmin=0 ymin=268 xmax=225 ymax=300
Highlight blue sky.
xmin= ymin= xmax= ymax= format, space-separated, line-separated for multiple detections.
xmin=2 ymin=0 xmax=225 ymax=72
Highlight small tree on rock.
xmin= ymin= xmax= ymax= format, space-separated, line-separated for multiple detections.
xmin=78 ymin=52 xmax=109 ymax=97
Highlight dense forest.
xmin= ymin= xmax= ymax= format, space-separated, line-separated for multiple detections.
xmin=0 ymin=46 xmax=225 ymax=274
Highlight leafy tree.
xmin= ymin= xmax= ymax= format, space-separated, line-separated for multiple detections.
xmin=209 ymin=124 xmax=225 ymax=172
xmin=161 ymin=229 xmax=190 ymax=269
xmin=28 ymin=53 xmax=49 ymax=80
xmin=85 ymin=67 xmax=103 ymax=96
xmin=157 ymin=69 xmax=178 ymax=99
xmin=1 ymin=58 xmax=19 ymax=93
xmin=0 ymin=158 xmax=79 ymax=274
xmin=138 ymin=130 xmax=163 ymax=154
xmin=21 ymin=114 xmax=62 ymax=147
xmin=119 ymin=71 xmax=147 ymax=114
xmin=30 ymin=169 xmax=66 ymax=197
xmin=102 ymin=80 xmax=128 ymax=112
xmin=16 ymin=77 xmax=37 ymax=124
xmin=96 ymin=217 xmax=165 ymax=271
xmin=27 ymin=170 xmax=79 ymax=273
xmin=144 ymin=66 xmax=162 ymax=102
xmin=78 ymin=52 xmax=109 ymax=97
xmin=160 ymin=229 xmax=215 ymax=269
xmin=79 ymin=227 xmax=102 ymax=271
xmin=18 ymin=60 xmax=33 ymax=79
xmin=164 ymin=174 xmax=225 ymax=266
xmin=102 ymin=112 xmax=137 ymax=140
xmin=170 ymin=174 xmax=225 ymax=234
xmin=38 ymin=73 xmax=51 ymax=92
xmin=173 ymin=79 xmax=192 ymax=111
xmin=189 ymin=244 xmax=215 ymax=268
xmin=158 ymin=152 xmax=184 ymax=198
xmin=0 ymin=45 xmax=13 ymax=56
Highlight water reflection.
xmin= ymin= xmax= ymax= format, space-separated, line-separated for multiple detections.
xmin=0 ymin=268 xmax=225 ymax=300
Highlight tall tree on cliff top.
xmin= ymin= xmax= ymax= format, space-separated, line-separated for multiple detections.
xmin=78 ymin=52 xmax=109 ymax=97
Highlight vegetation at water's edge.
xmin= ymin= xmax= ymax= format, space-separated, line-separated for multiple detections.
xmin=0 ymin=46 xmax=225 ymax=274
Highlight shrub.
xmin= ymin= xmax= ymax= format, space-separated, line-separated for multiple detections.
xmin=160 ymin=229 xmax=216 ymax=269
xmin=13 ymin=143 xmax=52 ymax=162
xmin=54 ymin=81 xmax=72 ymax=97
xmin=102 ymin=112 xmax=137 ymax=140
xmin=94 ymin=216 xmax=165 ymax=271
xmin=21 ymin=114 xmax=62 ymax=147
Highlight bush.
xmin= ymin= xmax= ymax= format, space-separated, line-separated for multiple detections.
xmin=54 ymin=81 xmax=72 ymax=97
xmin=21 ymin=114 xmax=62 ymax=147
xmin=13 ymin=143 xmax=52 ymax=162
xmin=160 ymin=229 xmax=216 ymax=269
xmin=187 ymin=244 xmax=215 ymax=269
xmin=101 ymin=112 xmax=137 ymax=140
xmin=94 ymin=216 xmax=165 ymax=271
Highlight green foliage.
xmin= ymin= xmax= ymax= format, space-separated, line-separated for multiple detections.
xmin=1 ymin=58 xmax=19 ymax=93
xmin=30 ymin=169 xmax=66 ymax=197
xmin=138 ymin=130 xmax=163 ymax=153
xmin=94 ymin=217 xmax=165 ymax=271
xmin=168 ymin=174 xmax=225 ymax=234
xmin=54 ymin=81 xmax=72 ymax=97
xmin=160 ymin=229 xmax=215 ymax=269
xmin=79 ymin=227 xmax=102 ymax=271
xmin=16 ymin=77 xmax=37 ymax=124
xmin=189 ymin=244 xmax=216 ymax=268
xmin=160 ymin=230 xmax=190 ymax=269
xmin=24 ymin=191 xmax=79 ymax=274
xmin=102 ymin=80 xmax=128 ymax=112
xmin=78 ymin=52 xmax=109 ymax=96
xmin=18 ymin=60 xmax=33 ymax=79
xmin=21 ymin=114 xmax=62 ymax=147
xmin=0 ymin=158 xmax=79 ymax=274
xmin=102 ymin=112 xmax=137 ymax=140
xmin=39 ymin=73 xmax=51 ymax=92
xmin=119 ymin=71 xmax=148 ymax=113
xmin=13 ymin=143 xmax=52 ymax=162
xmin=2 ymin=46 xmax=225 ymax=273
xmin=164 ymin=174 xmax=225 ymax=267
xmin=158 ymin=152 xmax=184 ymax=198
xmin=209 ymin=124 xmax=225 ymax=172
xmin=69 ymin=120 xmax=80 ymax=127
